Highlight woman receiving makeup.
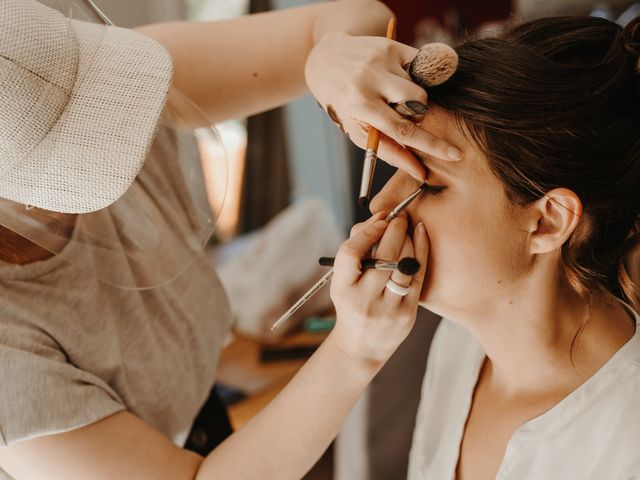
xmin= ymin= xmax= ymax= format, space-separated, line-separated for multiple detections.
xmin=370 ymin=14 xmax=640 ymax=479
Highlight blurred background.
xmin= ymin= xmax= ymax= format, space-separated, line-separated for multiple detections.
xmin=87 ymin=0 xmax=640 ymax=478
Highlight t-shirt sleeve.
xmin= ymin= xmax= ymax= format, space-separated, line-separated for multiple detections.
xmin=0 ymin=321 xmax=125 ymax=447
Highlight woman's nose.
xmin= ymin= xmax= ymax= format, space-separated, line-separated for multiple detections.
xmin=369 ymin=171 xmax=417 ymax=216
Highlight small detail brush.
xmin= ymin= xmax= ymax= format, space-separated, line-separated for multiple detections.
xmin=270 ymin=183 xmax=427 ymax=332
xmin=319 ymin=256 xmax=420 ymax=276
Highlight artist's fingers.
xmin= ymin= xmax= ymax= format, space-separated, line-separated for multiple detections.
xmin=382 ymin=73 xmax=430 ymax=140
xmin=382 ymin=237 xmax=417 ymax=307
xmin=375 ymin=134 xmax=427 ymax=181
xmin=352 ymin=100 xmax=462 ymax=163
xmin=360 ymin=214 xmax=408 ymax=292
xmin=349 ymin=211 xmax=387 ymax=238
xmin=350 ymin=212 xmax=388 ymax=260
xmin=341 ymin=121 xmax=426 ymax=182
xmin=405 ymin=222 xmax=430 ymax=304
xmin=392 ymin=236 xmax=415 ymax=286
xmin=351 ymin=38 xmax=418 ymax=79
xmin=370 ymin=214 xmax=408 ymax=268
xmin=333 ymin=218 xmax=388 ymax=287
xmin=376 ymin=71 xmax=429 ymax=109
xmin=387 ymin=40 xmax=420 ymax=72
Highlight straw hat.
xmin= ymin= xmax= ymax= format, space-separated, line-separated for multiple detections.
xmin=0 ymin=0 xmax=173 ymax=213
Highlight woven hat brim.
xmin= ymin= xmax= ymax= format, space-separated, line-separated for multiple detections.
xmin=3 ymin=19 xmax=173 ymax=214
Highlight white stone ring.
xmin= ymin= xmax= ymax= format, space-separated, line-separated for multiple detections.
xmin=385 ymin=279 xmax=410 ymax=297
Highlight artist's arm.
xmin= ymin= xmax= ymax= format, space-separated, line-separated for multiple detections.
xmin=0 ymin=215 xmax=429 ymax=480
xmin=136 ymin=0 xmax=391 ymax=123
xmin=137 ymin=0 xmax=458 ymax=180
xmin=0 ymin=336 xmax=380 ymax=480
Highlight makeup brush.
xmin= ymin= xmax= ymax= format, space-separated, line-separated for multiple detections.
xmin=358 ymin=16 xmax=397 ymax=209
xmin=359 ymin=41 xmax=459 ymax=209
xmin=319 ymin=256 xmax=420 ymax=276
xmin=270 ymin=183 xmax=427 ymax=332
xmin=408 ymin=43 xmax=459 ymax=88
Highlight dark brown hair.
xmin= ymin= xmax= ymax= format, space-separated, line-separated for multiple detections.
xmin=412 ymin=15 xmax=640 ymax=312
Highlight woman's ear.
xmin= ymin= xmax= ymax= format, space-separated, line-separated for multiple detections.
xmin=527 ymin=188 xmax=582 ymax=254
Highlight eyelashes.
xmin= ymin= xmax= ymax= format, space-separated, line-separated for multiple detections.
xmin=423 ymin=184 xmax=446 ymax=196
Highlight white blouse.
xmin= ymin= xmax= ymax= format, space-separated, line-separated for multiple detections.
xmin=408 ymin=304 xmax=640 ymax=480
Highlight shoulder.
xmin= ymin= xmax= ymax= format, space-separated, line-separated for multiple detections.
xmin=545 ymin=354 xmax=640 ymax=475
xmin=427 ymin=318 xmax=480 ymax=372
xmin=409 ymin=319 xmax=484 ymax=476
xmin=552 ymin=367 xmax=640 ymax=477
xmin=0 ymin=320 xmax=124 ymax=447
xmin=414 ymin=318 xmax=483 ymax=427
xmin=600 ymin=358 xmax=640 ymax=429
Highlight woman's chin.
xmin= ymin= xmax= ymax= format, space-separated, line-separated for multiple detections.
xmin=418 ymin=289 xmax=445 ymax=316
xmin=418 ymin=284 xmax=464 ymax=320
xmin=418 ymin=299 xmax=445 ymax=317
xmin=418 ymin=269 xmax=464 ymax=317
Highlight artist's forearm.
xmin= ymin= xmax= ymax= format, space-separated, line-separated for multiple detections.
xmin=137 ymin=0 xmax=392 ymax=124
xmin=311 ymin=0 xmax=392 ymax=44
xmin=196 ymin=331 xmax=382 ymax=480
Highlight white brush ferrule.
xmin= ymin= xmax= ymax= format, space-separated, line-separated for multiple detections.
xmin=373 ymin=261 xmax=399 ymax=271
xmin=359 ymin=149 xmax=378 ymax=200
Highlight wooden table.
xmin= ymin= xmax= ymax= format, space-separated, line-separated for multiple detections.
xmin=217 ymin=329 xmax=329 ymax=429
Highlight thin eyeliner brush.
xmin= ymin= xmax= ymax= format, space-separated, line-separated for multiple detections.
xmin=270 ymin=183 xmax=428 ymax=332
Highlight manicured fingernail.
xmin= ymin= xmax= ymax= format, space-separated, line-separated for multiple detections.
xmin=405 ymin=100 xmax=428 ymax=115
xmin=411 ymin=171 xmax=427 ymax=183
xmin=417 ymin=222 xmax=425 ymax=234
xmin=447 ymin=147 xmax=462 ymax=161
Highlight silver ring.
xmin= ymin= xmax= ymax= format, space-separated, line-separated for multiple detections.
xmin=385 ymin=279 xmax=410 ymax=297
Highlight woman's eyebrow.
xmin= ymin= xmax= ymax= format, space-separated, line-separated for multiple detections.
xmin=412 ymin=149 xmax=459 ymax=177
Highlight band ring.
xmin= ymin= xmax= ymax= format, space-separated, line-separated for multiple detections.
xmin=385 ymin=279 xmax=410 ymax=297
xmin=390 ymin=101 xmax=428 ymax=118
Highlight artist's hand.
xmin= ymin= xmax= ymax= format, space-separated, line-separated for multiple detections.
xmin=306 ymin=32 xmax=462 ymax=182
xmin=329 ymin=212 xmax=429 ymax=365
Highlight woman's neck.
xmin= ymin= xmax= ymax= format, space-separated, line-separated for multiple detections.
xmin=446 ymin=275 xmax=636 ymax=398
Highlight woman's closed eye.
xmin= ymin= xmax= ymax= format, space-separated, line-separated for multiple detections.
xmin=424 ymin=184 xmax=447 ymax=196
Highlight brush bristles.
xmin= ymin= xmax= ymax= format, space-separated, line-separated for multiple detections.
xmin=398 ymin=257 xmax=420 ymax=276
xmin=409 ymin=43 xmax=458 ymax=87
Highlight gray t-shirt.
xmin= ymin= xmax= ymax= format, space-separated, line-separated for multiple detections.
xmin=0 ymin=124 xmax=233 ymax=477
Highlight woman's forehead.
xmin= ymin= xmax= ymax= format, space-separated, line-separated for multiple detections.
xmin=416 ymin=106 xmax=489 ymax=180
xmin=419 ymin=105 xmax=479 ymax=154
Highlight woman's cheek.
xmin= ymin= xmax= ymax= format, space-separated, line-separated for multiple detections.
xmin=417 ymin=208 xmax=462 ymax=301
xmin=417 ymin=202 xmax=502 ymax=307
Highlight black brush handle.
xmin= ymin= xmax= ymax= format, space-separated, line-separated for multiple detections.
xmin=318 ymin=257 xmax=384 ymax=269
xmin=319 ymin=257 xmax=335 ymax=267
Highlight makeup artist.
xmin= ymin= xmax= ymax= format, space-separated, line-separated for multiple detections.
xmin=0 ymin=0 xmax=456 ymax=479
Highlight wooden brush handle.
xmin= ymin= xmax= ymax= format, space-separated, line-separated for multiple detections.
xmin=366 ymin=129 xmax=381 ymax=150
xmin=386 ymin=16 xmax=397 ymax=39
xmin=365 ymin=17 xmax=397 ymax=150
